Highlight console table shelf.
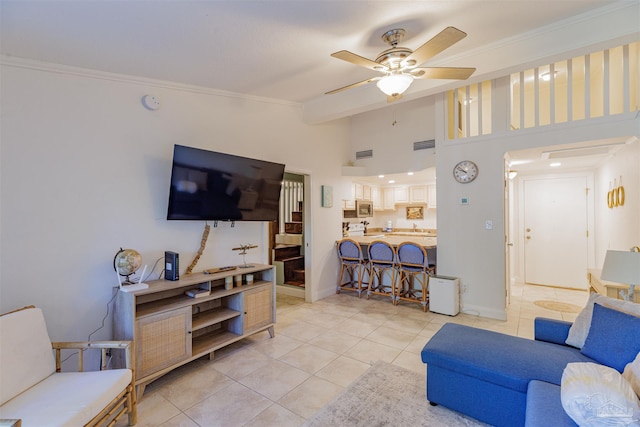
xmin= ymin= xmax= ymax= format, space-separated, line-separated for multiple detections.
xmin=113 ymin=264 xmax=275 ymax=399
xmin=192 ymin=330 xmax=241 ymax=356
xmin=192 ymin=307 xmax=240 ymax=330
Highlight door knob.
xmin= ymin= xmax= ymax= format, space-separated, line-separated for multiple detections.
xmin=526 ymin=228 xmax=531 ymax=232
xmin=526 ymin=236 xmax=531 ymax=240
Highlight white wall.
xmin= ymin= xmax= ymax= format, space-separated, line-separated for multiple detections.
xmin=594 ymin=138 xmax=640 ymax=266
xmin=0 ymin=59 xmax=350 ymax=357
xmin=350 ymin=97 xmax=436 ymax=175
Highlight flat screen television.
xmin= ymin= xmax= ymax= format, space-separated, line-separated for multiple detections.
xmin=167 ymin=145 xmax=285 ymax=221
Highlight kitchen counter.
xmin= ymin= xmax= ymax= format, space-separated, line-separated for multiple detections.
xmin=344 ymin=234 xmax=437 ymax=248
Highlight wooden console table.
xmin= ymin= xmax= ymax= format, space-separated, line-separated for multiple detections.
xmin=587 ymin=268 xmax=640 ymax=303
xmin=113 ymin=264 xmax=275 ymax=398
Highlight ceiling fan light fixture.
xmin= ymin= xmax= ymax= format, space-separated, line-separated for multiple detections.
xmin=376 ymin=74 xmax=413 ymax=96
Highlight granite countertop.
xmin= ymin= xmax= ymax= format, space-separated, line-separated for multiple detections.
xmin=344 ymin=234 xmax=437 ymax=248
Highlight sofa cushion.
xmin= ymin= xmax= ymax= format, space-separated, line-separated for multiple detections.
xmin=581 ymin=303 xmax=640 ymax=372
xmin=0 ymin=307 xmax=56 ymax=405
xmin=421 ymin=323 xmax=595 ymax=392
xmin=566 ymin=293 xmax=640 ymax=349
xmin=623 ymin=352 xmax=640 ymax=398
xmin=525 ymin=380 xmax=576 ymax=427
xmin=561 ymin=362 xmax=640 ymax=426
xmin=0 ymin=369 xmax=132 ymax=426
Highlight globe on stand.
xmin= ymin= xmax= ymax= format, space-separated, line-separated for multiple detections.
xmin=114 ymin=248 xmax=142 ymax=284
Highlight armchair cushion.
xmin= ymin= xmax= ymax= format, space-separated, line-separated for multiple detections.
xmin=0 ymin=307 xmax=55 ymax=405
xmin=0 ymin=369 xmax=132 ymax=426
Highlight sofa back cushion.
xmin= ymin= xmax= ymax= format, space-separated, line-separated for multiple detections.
xmin=0 ymin=306 xmax=56 ymax=405
xmin=580 ymin=303 xmax=640 ymax=372
xmin=566 ymin=293 xmax=640 ymax=349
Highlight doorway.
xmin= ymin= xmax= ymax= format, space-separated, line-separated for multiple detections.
xmin=506 ymin=164 xmax=594 ymax=292
xmin=272 ymin=172 xmax=307 ymax=298
xmin=521 ymin=175 xmax=590 ymax=289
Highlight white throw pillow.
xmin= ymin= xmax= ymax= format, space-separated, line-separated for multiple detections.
xmin=565 ymin=293 xmax=640 ymax=348
xmin=623 ymin=352 xmax=640 ymax=399
xmin=561 ymin=362 xmax=640 ymax=427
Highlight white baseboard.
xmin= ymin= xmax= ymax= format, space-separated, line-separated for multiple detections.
xmin=276 ymin=284 xmax=305 ymax=298
xmin=460 ymin=303 xmax=507 ymax=321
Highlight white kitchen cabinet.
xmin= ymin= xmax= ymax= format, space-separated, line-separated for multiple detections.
xmin=394 ymin=186 xmax=408 ymax=204
xmin=355 ymin=183 xmax=364 ymax=200
xmin=383 ymin=188 xmax=395 ymax=210
xmin=409 ymin=186 xmax=428 ymax=204
xmin=362 ymin=185 xmax=372 ymax=201
xmin=428 ymin=184 xmax=437 ymax=208
xmin=372 ymin=186 xmax=382 ymax=210
xmin=344 ymin=184 xmax=356 ymax=209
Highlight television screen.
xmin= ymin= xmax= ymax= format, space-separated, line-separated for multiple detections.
xmin=167 ymin=145 xmax=285 ymax=221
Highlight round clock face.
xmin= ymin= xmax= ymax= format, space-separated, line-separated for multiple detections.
xmin=453 ymin=160 xmax=479 ymax=183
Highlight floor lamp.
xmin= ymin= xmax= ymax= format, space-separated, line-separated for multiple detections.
xmin=600 ymin=248 xmax=640 ymax=301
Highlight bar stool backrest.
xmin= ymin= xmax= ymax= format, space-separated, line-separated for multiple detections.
xmin=368 ymin=240 xmax=395 ymax=267
xmin=397 ymin=242 xmax=428 ymax=272
xmin=337 ymin=238 xmax=363 ymax=264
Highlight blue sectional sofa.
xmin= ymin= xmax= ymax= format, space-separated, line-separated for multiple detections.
xmin=421 ymin=319 xmax=590 ymax=427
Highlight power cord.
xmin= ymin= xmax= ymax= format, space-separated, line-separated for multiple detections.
xmin=59 ymin=288 xmax=119 ymax=366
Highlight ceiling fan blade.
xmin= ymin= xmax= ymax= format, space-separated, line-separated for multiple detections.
xmin=411 ymin=67 xmax=476 ymax=80
xmin=404 ymin=26 xmax=467 ymax=67
xmin=325 ymin=76 xmax=381 ymax=95
xmin=331 ymin=50 xmax=388 ymax=72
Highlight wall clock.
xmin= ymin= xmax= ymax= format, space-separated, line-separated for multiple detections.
xmin=453 ymin=160 xmax=479 ymax=183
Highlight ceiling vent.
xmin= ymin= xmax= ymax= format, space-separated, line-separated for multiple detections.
xmin=355 ymin=149 xmax=373 ymax=160
xmin=414 ymin=139 xmax=436 ymax=151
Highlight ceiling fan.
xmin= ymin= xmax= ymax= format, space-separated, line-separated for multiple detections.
xmin=326 ymin=27 xmax=476 ymax=102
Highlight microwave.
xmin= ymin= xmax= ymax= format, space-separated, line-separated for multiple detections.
xmin=356 ymin=200 xmax=373 ymax=218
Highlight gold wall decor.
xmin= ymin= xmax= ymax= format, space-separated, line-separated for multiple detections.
xmin=608 ymin=177 xmax=625 ymax=209
xmin=618 ymin=176 xmax=625 ymax=206
xmin=608 ymin=182 xmax=614 ymax=208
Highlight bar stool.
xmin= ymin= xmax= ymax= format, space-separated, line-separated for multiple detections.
xmin=336 ymin=238 xmax=368 ymax=297
xmin=396 ymin=242 xmax=431 ymax=311
xmin=366 ymin=240 xmax=398 ymax=303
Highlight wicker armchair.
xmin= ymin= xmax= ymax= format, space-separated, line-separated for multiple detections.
xmin=0 ymin=306 xmax=137 ymax=426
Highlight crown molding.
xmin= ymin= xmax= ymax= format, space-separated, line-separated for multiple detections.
xmin=0 ymin=55 xmax=302 ymax=109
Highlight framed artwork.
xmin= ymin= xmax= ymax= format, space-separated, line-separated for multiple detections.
xmin=321 ymin=185 xmax=333 ymax=208
xmin=406 ymin=206 xmax=424 ymax=220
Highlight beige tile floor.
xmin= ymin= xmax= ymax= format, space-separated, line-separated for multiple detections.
xmin=121 ymin=282 xmax=588 ymax=427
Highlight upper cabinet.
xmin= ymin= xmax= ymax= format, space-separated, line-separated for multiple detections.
xmin=409 ymin=186 xmax=428 ymax=204
xmin=427 ymin=184 xmax=437 ymax=208
xmin=383 ymin=188 xmax=395 ymax=210
xmin=372 ymin=187 xmax=382 ymax=210
xmin=354 ymin=183 xmax=364 ymax=200
xmin=345 ymin=181 xmax=434 ymax=211
xmin=394 ymin=187 xmax=409 ymax=204
xmin=362 ymin=185 xmax=372 ymax=201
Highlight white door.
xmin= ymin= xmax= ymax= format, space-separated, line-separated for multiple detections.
xmin=523 ymin=176 xmax=588 ymax=288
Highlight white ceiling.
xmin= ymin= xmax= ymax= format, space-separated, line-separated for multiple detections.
xmin=1 ymin=0 xmax=632 ymax=124
xmin=1 ymin=0 xmax=637 ymax=177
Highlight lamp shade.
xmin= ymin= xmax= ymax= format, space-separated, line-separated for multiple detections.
xmin=600 ymin=250 xmax=640 ymax=285
xmin=376 ymin=74 xmax=413 ymax=96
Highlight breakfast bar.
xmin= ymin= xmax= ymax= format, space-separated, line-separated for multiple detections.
xmin=346 ymin=234 xmax=437 ymax=250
